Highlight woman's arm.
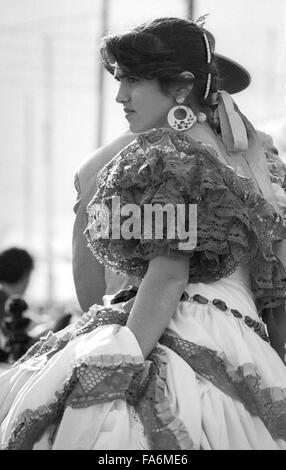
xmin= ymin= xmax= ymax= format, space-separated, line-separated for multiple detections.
xmin=72 ymin=171 xmax=106 ymax=310
xmin=126 ymin=253 xmax=189 ymax=359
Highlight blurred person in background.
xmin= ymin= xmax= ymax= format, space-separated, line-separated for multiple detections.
xmin=1 ymin=295 xmax=32 ymax=364
xmin=0 ymin=247 xmax=34 ymax=321
xmin=0 ymin=248 xmax=76 ymax=364
xmin=0 ymin=247 xmax=34 ymax=363
xmin=2 ymin=16 xmax=286 ymax=450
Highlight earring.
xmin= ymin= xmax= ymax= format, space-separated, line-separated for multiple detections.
xmin=197 ymin=112 xmax=207 ymax=123
xmin=167 ymin=97 xmax=197 ymax=131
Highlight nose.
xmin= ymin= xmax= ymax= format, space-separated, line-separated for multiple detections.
xmin=115 ymin=81 xmax=130 ymax=104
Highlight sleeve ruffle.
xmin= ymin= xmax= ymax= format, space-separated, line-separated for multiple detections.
xmin=264 ymin=144 xmax=286 ymax=219
xmin=85 ymin=128 xmax=286 ymax=312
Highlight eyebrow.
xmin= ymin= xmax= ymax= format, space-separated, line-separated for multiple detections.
xmin=113 ymin=68 xmax=126 ymax=81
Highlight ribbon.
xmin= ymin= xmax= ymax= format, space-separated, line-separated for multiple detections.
xmin=216 ymin=90 xmax=249 ymax=153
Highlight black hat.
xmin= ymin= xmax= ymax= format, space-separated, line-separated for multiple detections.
xmin=102 ymin=21 xmax=252 ymax=96
xmin=206 ymin=30 xmax=251 ymax=94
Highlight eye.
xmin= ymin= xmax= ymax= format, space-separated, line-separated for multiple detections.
xmin=127 ymin=76 xmax=139 ymax=84
xmin=114 ymin=74 xmax=139 ymax=84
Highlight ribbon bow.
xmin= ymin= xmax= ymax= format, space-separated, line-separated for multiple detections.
xmin=215 ymin=90 xmax=249 ymax=153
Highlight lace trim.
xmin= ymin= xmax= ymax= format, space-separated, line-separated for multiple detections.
xmin=12 ymin=308 xmax=128 ymax=371
xmin=265 ymin=144 xmax=286 ymax=190
xmin=130 ymin=406 xmax=149 ymax=449
xmin=74 ymin=306 xmax=286 ymax=441
xmin=160 ymin=334 xmax=286 ymax=441
xmin=15 ymin=310 xmax=96 ymax=368
xmin=5 ymin=306 xmax=286 ymax=448
xmin=135 ymin=347 xmax=194 ymax=450
xmin=85 ymin=128 xmax=286 ymax=315
xmin=4 ymin=351 xmax=193 ymax=450
xmin=65 ymin=354 xmax=148 ymax=408
xmin=264 ymin=146 xmax=286 ymax=221
xmin=4 ymin=368 xmax=79 ymax=449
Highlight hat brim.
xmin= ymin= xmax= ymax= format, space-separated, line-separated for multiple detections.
xmin=214 ymin=53 xmax=251 ymax=94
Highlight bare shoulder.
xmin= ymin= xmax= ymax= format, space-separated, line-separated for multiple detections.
xmin=77 ymin=132 xmax=137 ymax=181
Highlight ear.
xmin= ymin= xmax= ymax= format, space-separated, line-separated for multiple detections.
xmin=169 ymin=71 xmax=195 ymax=102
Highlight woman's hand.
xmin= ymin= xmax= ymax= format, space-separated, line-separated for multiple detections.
xmin=126 ymin=252 xmax=189 ymax=359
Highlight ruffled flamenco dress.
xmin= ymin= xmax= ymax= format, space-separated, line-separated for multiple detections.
xmin=1 ymin=129 xmax=286 ymax=450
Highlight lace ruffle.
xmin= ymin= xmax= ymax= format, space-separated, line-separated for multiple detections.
xmin=85 ymin=128 xmax=286 ymax=314
xmin=15 ymin=310 xmax=96 ymax=368
xmin=4 ymin=347 xmax=192 ymax=450
xmin=265 ymin=146 xmax=286 ymax=220
xmin=135 ymin=347 xmax=194 ymax=450
xmin=265 ymin=144 xmax=286 ymax=190
xmin=4 ymin=368 xmax=79 ymax=450
xmin=4 ymin=305 xmax=286 ymax=449
xmin=160 ymin=334 xmax=286 ymax=441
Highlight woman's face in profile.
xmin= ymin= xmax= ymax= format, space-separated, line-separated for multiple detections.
xmin=114 ymin=66 xmax=174 ymax=133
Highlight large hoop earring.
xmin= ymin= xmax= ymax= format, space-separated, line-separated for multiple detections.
xmin=167 ymin=104 xmax=197 ymax=131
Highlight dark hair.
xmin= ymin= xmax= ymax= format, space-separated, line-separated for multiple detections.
xmin=0 ymin=248 xmax=34 ymax=284
xmin=100 ymin=17 xmax=219 ymax=105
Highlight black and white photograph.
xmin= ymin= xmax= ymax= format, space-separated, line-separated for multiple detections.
xmin=0 ymin=0 xmax=286 ymax=453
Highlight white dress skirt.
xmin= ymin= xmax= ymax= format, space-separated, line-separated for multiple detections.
xmin=1 ymin=265 xmax=286 ymax=450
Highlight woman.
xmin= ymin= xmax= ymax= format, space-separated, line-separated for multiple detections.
xmin=0 ymin=248 xmax=34 ymax=364
xmin=0 ymin=247 xmax=34 ymax=324
xmin=1 ymin=17 xmax=286 ymax=450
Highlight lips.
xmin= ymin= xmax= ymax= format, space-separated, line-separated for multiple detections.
xmin=124 ymin=109 xmax=135 ymax=120
xmin=124 ymin=108 xmax=135 ymax=114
